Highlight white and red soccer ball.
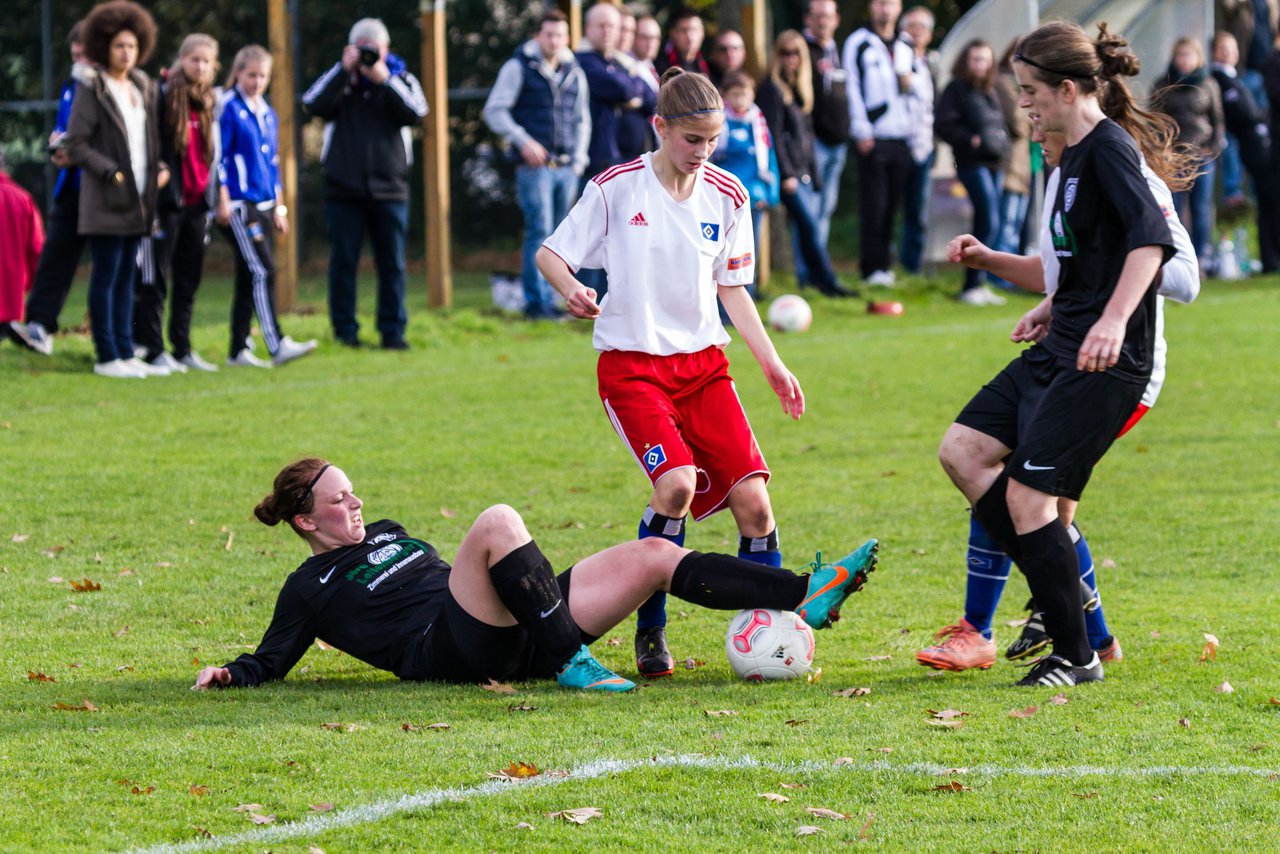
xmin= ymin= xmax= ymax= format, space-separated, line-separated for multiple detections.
xmin=724 ymin=608 xmax=816 ymax=681
xmin=766 ymin=294 xmax=813 ymax=333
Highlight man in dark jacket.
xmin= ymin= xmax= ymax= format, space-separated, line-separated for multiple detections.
xmin=303 ymin=18 xmax=428 ymax=350
xmin=483 ymin=11 xmax=590 ymax=320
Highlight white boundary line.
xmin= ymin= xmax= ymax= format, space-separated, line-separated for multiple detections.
xmin=133 ymin=754 xmax=1280 ymax=853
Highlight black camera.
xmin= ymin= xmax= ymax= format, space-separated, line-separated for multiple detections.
xmin=358 ymin=45 xmax=380 ymax=67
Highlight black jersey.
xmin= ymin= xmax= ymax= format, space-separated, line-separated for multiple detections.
xmin=1044 ymin=119 xmax=1174 ymax=384
xmin=222 ymin=520 xmax=451 ymax=687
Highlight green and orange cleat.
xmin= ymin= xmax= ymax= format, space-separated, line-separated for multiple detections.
xmin=795 ymin=539 xmax=879 ymax=630
xmin=556 ymin=644 xmax=636 ymax=692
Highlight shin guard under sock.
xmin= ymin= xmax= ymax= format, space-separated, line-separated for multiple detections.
xmin=1070 ymin=522 xmax=1112 ymax=648
xmin=1016 ymin=521 xmax=1091 ymax=665
xmin=738 ymin=529 xmax=782 ymax=567
xmin=669 ymin=551 xmax=809 ymax=612
xmin=972 ymin=470 xmax=1023 ymax=564
xmin=636 ymin=508 xmax=687 ymax=630
xmin=964 ymin=513 xmax=1012 ymax=640
xmin=488 ymin=540 xmax=581 ymax=668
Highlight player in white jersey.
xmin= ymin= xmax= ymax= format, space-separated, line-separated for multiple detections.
xmin=538 ymin=68 xmax=868 ymax=679
xmin=918 ymin=114 xmax=1199 ymax=675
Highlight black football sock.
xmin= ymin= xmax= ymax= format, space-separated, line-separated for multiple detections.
xmin=488 ymin=540 xmax=581 ymax=669
xmin=972 ymin=469 xmax=1024 ymax=564
xmin=1016 ymin=521 xmax=1092 ymax=665
xmin=669 ymin=551 xmax=809 ymax=611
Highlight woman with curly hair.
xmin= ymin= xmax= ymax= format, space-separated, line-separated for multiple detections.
xmin=64 ymin=0 xmax=168 ymax=378
xmin=133 ymin=33 xmax=221 ymax=373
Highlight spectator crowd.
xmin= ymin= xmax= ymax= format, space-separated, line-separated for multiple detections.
xmin=5 ymin=0 xmax=1280 ymax=371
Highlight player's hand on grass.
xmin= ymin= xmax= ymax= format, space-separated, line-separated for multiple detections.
xmin=192 ymin=666 xmax=231 ymax=690
xmin=565 ymin=285 xmax=601 ymax=319
xmin=763 ymin=359 xmax=804 ymax=419
xmin=946 ymin=234 xmax=992 ymax=270
xmin=1011 ymin=299 xmax=1052 ymax=343
xmin=1078 ymin=315 xmax=1125 ymax=372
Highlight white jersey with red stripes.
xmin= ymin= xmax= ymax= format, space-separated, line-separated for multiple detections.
xmin=543 ymin=152 xmax=755 ymax=355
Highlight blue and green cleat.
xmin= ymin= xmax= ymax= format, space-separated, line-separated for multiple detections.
xmin=556 ymin=644 xmax=636 ymax=692
xmin=795 ymin=539 xmax=880 ymax=630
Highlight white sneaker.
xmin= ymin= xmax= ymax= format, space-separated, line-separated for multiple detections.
xmin=959 ymin=285 xmax=1008 ymax=306
xmin=180 ymin=351 xmax=219 ymax=372
xmin=94 ymin=358 xmax=146 ymax=379
xmin=10 ymin=321 xmax=54 ymax=355
xmin=150 ymin=351 xmax=188 ymax=373
xmin=227 ymin=348 xmax=272 ymax=368
xmin=128 ymin=357 xmax=172 ymax=376
xmin=272 ymin=336 xmax=318 ymax=366
xmin=864 ymin=270 xmax=897 ymax=287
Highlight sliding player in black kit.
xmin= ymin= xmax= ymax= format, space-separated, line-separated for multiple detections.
xmin=936 ymin=21 xmax=1190 ymax=687
xmin=191 ymin=459 xmax=879 ymax=693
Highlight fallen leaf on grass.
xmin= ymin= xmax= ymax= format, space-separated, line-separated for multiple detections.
xmin=27 ymin=671 xmax=56 ymax=683
xmin=1101 ymin=558 xmax=1117 ymax=569
xmin=52 ymin=700 xmax=98 ymax=712
xmin=309 ymin=847 xmax=326 ymax=854
xmin=116 ymin=665 xmax=133 ymax=672
xmin=69 ymin=578 xmax=101 ymax=592
xmin=66 ymin=662 xmax=82 ymax=669
xmin=864 ymin=655 xmax=892 ymax=662
xmin=832 ymin=687 xmax=872 ymax=698
xmin=439 ymin=507 xmax=457 ymax=519
xmin=508 ymin=703 xmax=537 ymax=712
xmin=401 ymin=722 xmax=451 ymax=732
xmin=319 ymin=722 xmax=357 ymax=732
xmin=47 ymin=576 xmax=64 ymax=584
xmin=481 ymin=679 xmax=517 ymax=695
xmin=1270 ymin=697 xmax=1280 ymax=705
xmin=547 ymin=807 xmax=602 ymax=824
xmin=796 ymin=825 xmax=822 ymax=836
xmin=1072 ymin=791 xmax=1099 ymax=799
xmin=759 ymin=792 xmax=790 ymax=803
xmin=1201 ymin=633 xmax=1219 ymax=662
xmin=1178 ymin=717 xmax=1191 ymax=729
xmin=44 ymin=545 xmax=66 ymax=557
xmin=1215 ymin=681 xmax=1234 ymax=694
xmin=514 ymin=822 xmax=534 ymax=831
xmin=233 ymin=804 xmax=264 ymax=812
xmin=684 ymin=658 xmax=705 ymax=670
xmin=189 ymin=785 xmax=209 ymax=796
xmin=490 ymin=761 xmax=540 ymax=780
xmin=941 ymin=768 xmax=969 ymax=776
xmin=785 ymin=719 xmax=808 ymax=727
xmin=805 ymin=667 xmax=822 ymax=683
xmin=927 ymin=709 xmax=969 ymax=720
xmin=1009 ymin=706 xmax=1038 ymax=719
xmin=309 ymin=803 xmax=334 ymax=812
xmin=1153 ymin=794 xmax=1165 ymax=801
xmin=12 ymin=533 xmax=29 ymax=543
xmin=704 ymin=709 xmax=738 ymax=717
xmin=926 ymin=719 xmax=963 ymax=729
xmin=605 ymin=637 xmax=623 ymax=647
xmin=117 ymin=568 xmax=133 ymax=577
xmin=191 ymin=826 xmax=211 ymax=839
xmin=833 ymin=757 xmax=856 ymax=766
xmin=858 ymin=812 xmax=876 ymax=839
xmin=1049 ymin=693 xmax=1070 ymax=706
xmin=933 ymin=781 xmax=970 ymax=793
xmin=250 ymin=813 xmax=275 ymax=825
xmin=781 ymin=782 xmax=807 ymax=790
xmin=223 ymin=530 xmax=234 ymax=551
xmin=113 ymin=625 xmax=130 ymax=637
xmin=155 ymin=561 xmax=174 ymax=568
xmin=805 ymin=807 xmax=849 ymax=820
xmin=131 ymin=786 xmax=155 ymax=795
xmin=1151 ymin=630 xmax=1162 ymax=639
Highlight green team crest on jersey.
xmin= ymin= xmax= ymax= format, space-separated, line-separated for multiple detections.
xmin=1051 ymin=209 xmax=1078 ymax=258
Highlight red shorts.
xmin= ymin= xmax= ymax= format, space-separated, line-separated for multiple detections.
xmin=598 ymin=347 xmax=769 ymax=521
xmin=1115 ymin=403 xmax=1151 ymax=439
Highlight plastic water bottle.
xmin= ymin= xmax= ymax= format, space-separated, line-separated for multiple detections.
xmin=1216 ymin=234 xmax=1242 ymax=280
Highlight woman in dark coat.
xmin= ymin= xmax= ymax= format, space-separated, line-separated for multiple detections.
xmin=64 ymin=1 xmax=167 ymax=378
xmin=936 ymin=39 xmax=1010 ymax=305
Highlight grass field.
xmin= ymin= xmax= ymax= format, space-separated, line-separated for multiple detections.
xmin=1 ymin=269 xmax=1278 ymax=852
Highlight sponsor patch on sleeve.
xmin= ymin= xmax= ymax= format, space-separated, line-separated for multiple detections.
xmin=727 ymin=252 xmax=753 ymax=271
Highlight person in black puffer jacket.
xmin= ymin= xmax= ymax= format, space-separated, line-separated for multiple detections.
xmin=936 ymin=39 xmax=1011 ymax=305
xmin=1150 ymin=37 xmax=1224 ymax=265
xmin=302 ymin=18 xmax=429 ymax=350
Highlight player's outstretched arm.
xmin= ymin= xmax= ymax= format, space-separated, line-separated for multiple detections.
xmin=947 ymin=233 xmax=1047 ymax=292
xmin=535 ymin=246 xmax=600 ymax=319
xmin=192 ymin=666 xmax=232 ymax=691
xmin=718 ymin=285 xmax=804 ymax=419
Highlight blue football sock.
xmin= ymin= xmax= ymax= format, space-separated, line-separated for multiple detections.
xmin=738 ymin=529 xmax=782 ymax=567
xmin=964 ymin=514 xmax=1012 ymax=640
xmin=1070 ymin=523 xmax=1111 ymax=649
xmin=636 ymin=507 xmax=686 ymax=629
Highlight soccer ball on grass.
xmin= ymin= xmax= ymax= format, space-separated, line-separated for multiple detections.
xmin=724 ymin=608 xmax=815 ymax=681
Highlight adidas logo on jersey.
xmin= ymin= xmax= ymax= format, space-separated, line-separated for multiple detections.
xmin=629 ymin=212 xmax=648 ymax=226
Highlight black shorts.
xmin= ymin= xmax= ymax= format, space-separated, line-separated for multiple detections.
xmin=405 ymin=567 xmax=596 ymax=684
xmin=954 ymin=345 xmax=1145 ymax=501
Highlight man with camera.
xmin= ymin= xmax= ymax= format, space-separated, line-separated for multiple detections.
xmin=303 ymin=18 xmax=428 ymax=350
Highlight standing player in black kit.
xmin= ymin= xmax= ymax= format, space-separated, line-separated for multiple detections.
xmin=192 ymin=459 xmax=878 ymax=693
xmin=938 ymin=21 xmax=1185 ymax=687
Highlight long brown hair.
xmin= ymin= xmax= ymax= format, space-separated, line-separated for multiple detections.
xmin=1015 ymin=21 xmax=1196 ymax=190
xmin=656 ymin=66 xmax=723 ymax=121
xmin=768 ymin=29 xmax=813 ymax=113
xmin=164 ymin=34 xmax=218 ymax=162
xmin=254 ymin=458 xmax=330 ymax=536
xmin=951 ymin=39 xmax=996 ymax=92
